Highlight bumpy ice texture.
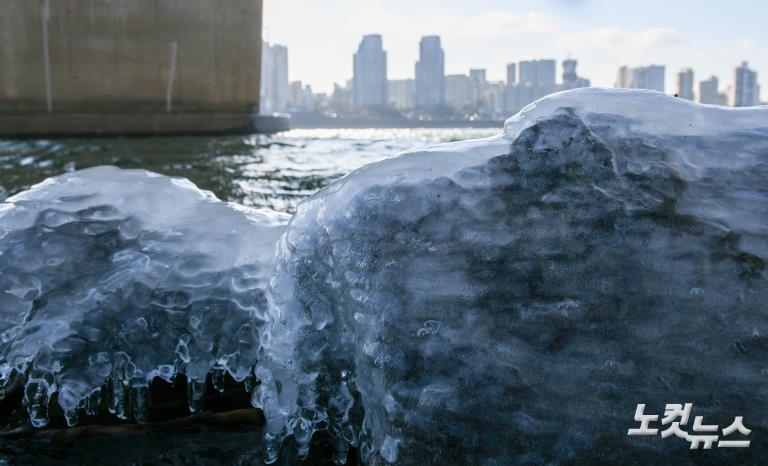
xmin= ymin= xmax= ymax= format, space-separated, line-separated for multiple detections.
xmin=0 ymin=167 xmax=287 ymax=427
xmin=257 ymin=88 xmax=768 ymax=464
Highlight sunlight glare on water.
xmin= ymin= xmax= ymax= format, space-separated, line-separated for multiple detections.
xmin=0 ymin=127 xmax=500 ymax=213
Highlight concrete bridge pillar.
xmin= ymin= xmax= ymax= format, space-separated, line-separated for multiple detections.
xmin=0 ymin=0 xmax=288 ymax=136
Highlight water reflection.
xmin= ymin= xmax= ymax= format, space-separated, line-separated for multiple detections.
xmin=0 ymin=128 xmax=500 ymax=213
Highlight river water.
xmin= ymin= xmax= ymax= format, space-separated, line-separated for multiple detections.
xmin=0 ymin=128 xmax=500 ymax=212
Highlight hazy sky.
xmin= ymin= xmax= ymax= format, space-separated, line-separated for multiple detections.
xmin=264 ymin=0 xmax=766 ymax=100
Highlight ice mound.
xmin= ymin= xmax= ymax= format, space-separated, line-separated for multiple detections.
xmin=0 ymin=167 xmax=287 ymax=427
xmin=257 ymin=88 xmax=768 ymax=464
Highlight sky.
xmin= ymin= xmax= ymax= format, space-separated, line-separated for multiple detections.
xmin=264 ymin=0 xmax=766 ymax=100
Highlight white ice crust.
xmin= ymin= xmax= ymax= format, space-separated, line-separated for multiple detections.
xmin=256 ymin=88 xmax=768 ymax=464
xmin=0 ymin=166 xmax=287 ymax=426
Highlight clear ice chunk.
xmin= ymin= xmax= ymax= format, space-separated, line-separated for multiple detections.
xmin=256 ymin=89 xmax=768 ymax=464
xmin=0 ymin=166 xmax=287 ymax=426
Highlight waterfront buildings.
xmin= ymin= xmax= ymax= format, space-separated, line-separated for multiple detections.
xmin=698 ymin=76 xmax=728 ymax=105
xmin=414 ymin=36 xmax=445 ymax=110
xmin=300 ymin=33 xmax=764 ymax=119
xmin=505 ymin=59 xmax=560 ymax=114
xmin=261 ymin=42 xmax=289 ymax=113
xmin=676 ymin=68 xmax=695 ymax=100
xmin=353 ymin=34 xmax=388 ymax=108
xmin=731 ymin=62 xmax=760 ymax=107
xmin=445 ymin=74 xmax=475 ymax=110
xmin=616 ymin=65 xmax=666 ymax=92
xmin=561 ymin=58 xmax=591 ymax=90
xmin=288 ymin=81 xmax=315 ymax=112
xmin=388 ymin=79 xmax=415 ymax=110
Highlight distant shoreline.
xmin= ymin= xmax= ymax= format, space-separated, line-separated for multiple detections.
xmin=288 ymin=114 xmax=505 ymax=130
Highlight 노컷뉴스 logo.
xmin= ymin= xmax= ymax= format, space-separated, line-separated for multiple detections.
xmin=628 ymin=403 xmax=751 ymax=449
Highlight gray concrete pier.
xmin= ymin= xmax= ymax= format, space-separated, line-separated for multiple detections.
xmin=0 ymin=0 xmax=288 ymax=136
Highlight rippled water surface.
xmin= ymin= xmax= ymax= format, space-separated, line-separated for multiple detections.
xmin=0 ymin=128 xmax=500 ymax=212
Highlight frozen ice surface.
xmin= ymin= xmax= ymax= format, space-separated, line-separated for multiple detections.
xmin=257 ymin=89 xmax=768 ymax=464
xmin=0 ymin=166 xmax=287 ymax=427
xmin=2 ymin=89 xmax=767 ymax=465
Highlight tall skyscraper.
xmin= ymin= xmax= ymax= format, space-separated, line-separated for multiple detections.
xmin=414 ymin=36 xmax=445 ymax=110
xmin=518 ymin=59 xmax=556 ymax=94
xmin=288 ymin=81 xmax=303 ymax=109
xmin=287 ymin=80 xmax=314 ymax=112
xmin=698 ymin=76 xmax=727 ymax=106
xmin=353 ymin=34 xmax=388 ymax=108
xmin=615 ymin=66 xmax=631 ymax=88
xmin=469 ymin=69 xmax=490 ymax=112
xmin=560 ymin=59 xmax=591 ymax=90
xmin=505 ymin=59 xmax=557 ymax=114
xmin=486 ymin=82 xmax=507 ymax=114
xmin=676 ymin=68 xmax=695 ymax=100
xmin=731 ymin=62 xmax=760 ymax=107
xmin=562 ymin=59 xmax=577 ymax=86
xmin=260 ymin=42 xmax=289 ymax=113
xmin=331 ymin=81 xmax=353 ymax=112
xmin=469 ymin=69 xmax=487 ymax=87
xmin=388 ymin=79 xmax=415 ymax=110
xmin=506 ymin=64 xmax=517 ymax=87
xmin=445 ymin=74 xmax=474 ymax=110
xmin=615 ymin=65 xmax=665 ymax=92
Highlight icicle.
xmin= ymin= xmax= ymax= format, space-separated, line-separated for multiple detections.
xmin=85 ymin=388 xmax=101 ymax=416
xmin=130 ymin=379 xmax=149 ymax=423
xmin=175 ymin=335 xmax=191 ymax=363
xmin=243 ymin=371 xmax=257 ymax=393
xmin=250 ymin=387 xmax=262 ymax=410
xmin=111 ymin=378 xmax=130 ymax=420
xmin=210 ymin=364 xmax=226 ymax=393
xmin=332 ymin=437 xmax=350 ymax=465
xmin=24 ymin=373 xmax=53 ymax=428
xmin=263 ymin=430 xmax=281 ymax=465
xmin=64 ymin=409 xmax=78 ymax=427
xmin=0 ymin=363 xmax=16 ymax=399
xmin=187 ymin=377 xmax=206 ymax=413
xmin=293 ymin=416 xmax=313 ymax=459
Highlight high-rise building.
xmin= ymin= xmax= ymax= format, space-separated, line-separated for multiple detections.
xmin=288 ymin=81 xmax=303 ymax=109
xmin=505 ymin=59 xmax=557 ymax=114
xmin=615 ymin=65 xmax=665 ymax=92
xmin=414 ymin=36 xmax=445 ymax=110
xmin=485 ymin=81 xmax=507 ymax=114
xmin=698 ymin=76 xmax=728 ymax=106
xmin=560 ymin=59 xmax=591 ymax=90
xmin=331 ymin=82 xmax=353 ymax=112
xmin=445 ymin=74 xmax=474 ymax=110
xmin=506 ymin=64 xmax=517 ymax=87
xmin=353 ymin=34 xmax=388 ymax=108
xmin=287 ymin=80 xmax=315 ymax=112
xmin=469 ymin=69 xmax=486 ymax=83
xmin=260 ymin=42 xmax=289 ymax=113
xmin=519 ymin=60 xmax=556 ymax=92
xmin=615 ymin=66 xmax=631 ymax=88
xmin=388 ymin=79 xmax=415 ymax=110
xmin=676 ymin=68 xmax=695 ymax=100
xmin=731 ymin=62 xmax=760 ymax=107
xmin=638 ymin=65 xmax=665 ymax=92
xmin=469 ymin=69 xmax=491 ymax=113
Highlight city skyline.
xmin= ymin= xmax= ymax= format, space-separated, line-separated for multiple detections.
xmin=263 ymin=0 xmax=766 ymax=101
xmin=264 ymin=32 xmax=762 ymax=118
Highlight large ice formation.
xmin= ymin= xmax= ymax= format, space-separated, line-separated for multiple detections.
xmin=2 ymin=89 xmax=767 ymax=465
xmin=257 ymin=89 xmax=768 ymax=464
xmin=0 ymin=167 xmax=287 ymax=427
